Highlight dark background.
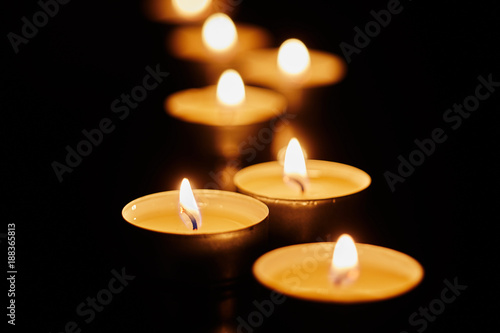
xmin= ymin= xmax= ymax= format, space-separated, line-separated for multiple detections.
xmin=2 ymin=0 xmax=499 ymax=332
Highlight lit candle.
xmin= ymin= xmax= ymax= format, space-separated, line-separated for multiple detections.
xmin=238 ymin=38 xmax=346 ymax=89
xmin=144 ymin=0 xmax=215 ymax=24
xmin=121 ymin=178 xmax=269 ymax=282
xmin=165 ymin=69 xmax=287 ymax=158
xmin=237 ymin=38 xmax=347 ymax=113
xmin=167 ymin=13 xmax=272 ymax=83
xmin=253 ymin=234 xmax=424 ymax=303
xmin=234 ymin=138 xmax=371 ymax=247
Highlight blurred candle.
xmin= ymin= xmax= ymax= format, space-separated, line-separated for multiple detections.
xmin=144 ymin=0 xmax=214 ymax=24
xmin=239 ymin=38 xmax=346 ymax=89
xmin=277 ymin=39 xmax=311 ymax=84
xmin=237 ymin=38 xmax=346 ymax=113
xmin=173 ymin=0 xmax=211 ymax=16
xmin=202 ymin=13 xmax=238 ymax=53
xmin=167 ymin=13 xmax=272 ymax=83
xmin=165 ymin=69 xmax=287 ymax=159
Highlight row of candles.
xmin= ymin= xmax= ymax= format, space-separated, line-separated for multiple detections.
xmin=122 ymin=0 xmax=423 ymax=305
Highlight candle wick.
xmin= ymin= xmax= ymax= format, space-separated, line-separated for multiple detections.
xmin=180 ymin=206 xmax=198 ymax=230
xmin=289 ymin=177 xmax=305 ymax=194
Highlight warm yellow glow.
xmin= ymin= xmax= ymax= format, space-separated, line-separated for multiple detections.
xmin=277 ymin=143 xmax=308 ymax=166
xmin=330 ymin=234 xmax=360 ymax=285
xmin=216 ymin=69 xmax=246 ymax=106
xmin=178 ymin=178 xmax=202 ymax=230
xmin=277 ymin=39 xmax=311 ymax=76
xmin=202 ymin=13 xmax=238 ymax=52
xmin=332 ymin=234 xmax=358 ymax=268
xmin=172 ymin=0 xmax=212 ymax=17
xmin=283 ymin=138 xmax=308 ymax=192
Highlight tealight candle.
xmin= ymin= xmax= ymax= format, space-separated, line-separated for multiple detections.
xmin=165 ymin=69 xmax=287 ymax=159
xmin=121 ymin=178 xmax=269 ymax=283
xmin=253 ymin=235 xmax=424 ymax=303
xmin=238 ymin=38 xmax=346 ymax=89
xmin=167 ymin=13 xmax=272 ymax=83
xmin=234 ymin=138 xmax=371 ymax=247
xmin=144 ymin=0 xmax=215 ymax=24
xmin=249 ymin=235 xmax=423 ymax=331
xmin=237 ymin=38 xmax=347 ymax=113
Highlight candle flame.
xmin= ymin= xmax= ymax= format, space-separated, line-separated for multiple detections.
xmin=283 ymin=138 xmax=308 ymax=193
xmin=277 ymin=39 xmax=311 ymax=76
xmin=329 ymin=234 xmax=360 ymax=285
xmin=172 ymin=0 xmax=212 ymax=17
xmin=216 ymin=69 xmax=246 ymax=106
xmin=202 ymin=13 xmax=238 ymax=52
xmin=178 ymin=178 xmax=202 ymax=230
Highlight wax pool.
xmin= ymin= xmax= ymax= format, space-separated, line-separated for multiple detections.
xmin=126 ymin=208 xmax=254 ymax=234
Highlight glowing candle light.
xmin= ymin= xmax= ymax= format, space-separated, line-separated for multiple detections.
xmin=239 ymin=38 xmax=346 ymax=90
xmin=216 ymin=69 xmax=245 ymax=107
xmin=166 ymin=69 xmax=285 ymax=126
xmin=202 ymin=13 xmax=238 ymax=53
xmin=234 ymin=139 xmax=371 ymax=247
xmin=172 ymin=0 xmax=212 ymax=18
xmin=167 ymin=12 xmax=271 ymax=84
xmin=253 ymin=238 xmax=423 ymax=303
xmin=329 ymin=234 xmax=360 ymax=285
xmin=178 ymin=178 xmax=202 ymax=230
xmin=144 ymin=0 xmax=214 ymax=23
xmin=277 ymin=39 xmax=311 ymax=80
xmin=122 ymin=183 xmax=269 ymax=281
xmin=165 ymin=69 xmax=286 ymax=159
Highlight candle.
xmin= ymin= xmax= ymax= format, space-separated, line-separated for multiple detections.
xmin=165 ymin=69 xmax=287 ymax=159
xmin=253 ymin=236 xmax=423 ymax=303
xmin=234 ymin=138 xmax=371 ymax=247
xmin=144 ymin=0 xmax=215 ymax=24
xmin=121 ymin=179 xmax=269 ymax=282
xmin=238 ymin=38 xmax=346 ymax=89
xmin=236 ymin=38 xmax=346 ymax=114
xmin=167 ymin=13 xmax=272 ymax=83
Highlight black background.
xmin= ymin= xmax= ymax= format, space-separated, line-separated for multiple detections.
xmin=2 ymin=0 xmax=499 ymax=332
